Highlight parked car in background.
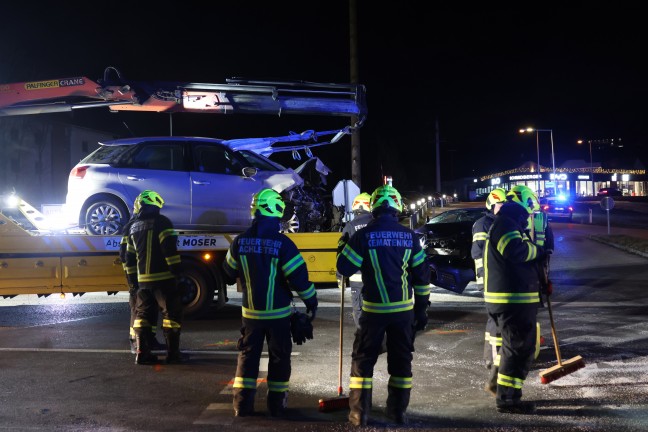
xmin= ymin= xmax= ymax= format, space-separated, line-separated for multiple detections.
xmin=65 ymin=136 xmax=333 ymax=235
xmin=597 ymin=187 xmax=623 ymax=197
xmin=415 ymin=207 xmax=485 ymax=293
xmin=540 ymin=195 xmax=574 ymax=222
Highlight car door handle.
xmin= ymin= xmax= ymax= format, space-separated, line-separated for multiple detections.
xmin=193 ymin=180 xmax=211 ymax=185
xmin=126 ymin=176 xmax=145 ymax=181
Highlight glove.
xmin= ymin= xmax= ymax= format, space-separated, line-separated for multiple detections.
xmin=304 ymin=296 xmax=318 ymax=321
xmin=413 ymin=301 xmax=430 ymax=332
xmin=290 ymin=310 xmax=314 ymax=345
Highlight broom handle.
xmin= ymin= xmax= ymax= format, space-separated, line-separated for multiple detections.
xmin=545 ymin=294 xmax=563 ymax=365
xmin=338 ymin=277 xmax=345 ymax=396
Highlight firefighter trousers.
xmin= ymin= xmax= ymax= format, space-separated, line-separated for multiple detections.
xmin=234 ymin=317 xmax=293 ymax=394
xmin=489 ymin=306 xmax=537 ymax=403
xmin=134 ymin=278 xmax=183 ymax=333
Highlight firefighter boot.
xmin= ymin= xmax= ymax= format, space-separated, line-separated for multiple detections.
xmin=267 ymin=391 xmax=288 ymax=417
xmin=385 ymin=386 xmax=410 ymax=425
xmin=233 ymin=388 xmax=256 ymax=417
xmin=135 ymin=329 xmax=158 ymax=365
xmin=164 ymin=329 xmax=187 ymax=364
xmin=149 ymin=331 xmax=167 ymax=351
xmin=348 ymin=388 xmax=372 ymax=427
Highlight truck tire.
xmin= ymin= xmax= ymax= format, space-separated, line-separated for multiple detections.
xmin=84 ymin=196 xmax=129 ymax=236
xmin=179 ymin=259 xmax=215 ymax=319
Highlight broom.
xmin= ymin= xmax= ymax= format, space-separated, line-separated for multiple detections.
xmin=539 ymin=280 xmax=585 ymax=384
xmin=318 ymin=277 xmax=350 ymax=412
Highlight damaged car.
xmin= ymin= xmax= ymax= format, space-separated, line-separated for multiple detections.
xmin=65 ymin=133 xmax=341 ymax=235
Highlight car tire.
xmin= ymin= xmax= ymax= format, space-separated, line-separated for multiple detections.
xmin=84 ymin=196 xmax=129 ymax=236
xmin=179 ymin=259 xmax=215 ymax=319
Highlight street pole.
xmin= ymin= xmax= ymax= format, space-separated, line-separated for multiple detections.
xmin=550 ymin=129 xmax=556 ymax=180
xmin=536 ymin=131 xmax=540 ymax=195
xmin=349 ymin=0 xmax=361 ymax=189
xmin=589 ymin=140 xmax=594 ymax=196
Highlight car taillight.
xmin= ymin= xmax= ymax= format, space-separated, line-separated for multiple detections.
xmin=543 ymin=205 xmax=549 ymax=211
xmin=70 ymin=166 xmax=89 ymax=179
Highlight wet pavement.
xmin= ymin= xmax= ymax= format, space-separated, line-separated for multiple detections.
xmin=1 ymin=222 xmax=648 ymax=431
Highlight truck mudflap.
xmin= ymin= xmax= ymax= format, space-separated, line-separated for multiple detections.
xmin=428 ymin=257 xmax=475 ymax=294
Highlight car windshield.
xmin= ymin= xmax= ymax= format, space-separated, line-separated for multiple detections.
xmin=237 ymin=150 xmax=286 ymax=171
xmin=428 ymin=209 xmax=483 ymax=224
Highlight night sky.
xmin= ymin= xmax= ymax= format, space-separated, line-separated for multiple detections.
xmin=2 ymin=2 xmax=648 ymax=192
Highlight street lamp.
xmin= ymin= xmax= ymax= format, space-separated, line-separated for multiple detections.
xmin=577 ymin=139 xmax=594 ymax=195
xmin=519 ymin=127 xmax=556 ymax=195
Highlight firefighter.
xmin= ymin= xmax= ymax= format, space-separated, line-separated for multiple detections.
xmin=121 ymin=190 xmax=185 ymax=365
xmin=222 ymin=188 xmax=318 ymax=418
xmin=336 ymin=185 xmax=430 ymax=426
xmin=470 ymin=187 xmax=506 ymax=375
xmin=339 ymin=192 xmax=373 ymax=328
xmin=484 ymin=184 xmax=545 ymax=414
xmin=120 ymin=211 xmax=165 ymax=354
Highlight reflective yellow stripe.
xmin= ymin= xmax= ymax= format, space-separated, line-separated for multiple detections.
xmin=162 ymin=319 xmax=181 ymax=329
xmin=497 ymin=373 xmax=524 ymax=389
xmin=233 ymin=377 xmax=257 ymax=389
xmin=484 ymin=291 xmax=539 ymax=304
xmin=242 ymin=305 xmax=292 ymax=319
xmin=473 ymin=232 xmax=488 ymax=241
xmin=350 ymin=376 xmax=372 ymax=389
xmin=267 ymin=380 xmax=289 ymax=392
xmin=388 ymin=376 xmax=412 ymax=389
xmin=362 ymin=298 xmax=414 ymax=313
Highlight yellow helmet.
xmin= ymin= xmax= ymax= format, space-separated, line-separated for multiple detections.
xmin=250 ymin=188 xmax=285 ymax=218
xmin=485 ymin=188 xmax=507 ymax=210
xmin=507 ymin=185 xmax=540 ymax=215
xmin=370 ymin=185 xmax=403 ymax=213
xmin=351 ymin=192 xmax=371 ymax=212
xmin=134 ymin=190 xmax=164 ymax=214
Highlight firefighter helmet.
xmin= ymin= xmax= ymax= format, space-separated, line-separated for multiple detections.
xmin=507 ymin=185 xmax=540 ymax=214
xmin=351 ymin=192 xmax=371 ymax=212
xmin=485 ymin=187 xmax=507 ymax=210
xmin=134 ymin=190 xmax=164 ymax=213
xmin=251 ymin=188 xmax=285 ymax=218
xmin=370 ymin=185 xmax=403 ymax=213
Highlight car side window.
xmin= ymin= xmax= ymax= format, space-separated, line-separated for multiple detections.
xmin=130 ymin=143 xmax=184 ymax=171
xmin=195 ymin=145 xmax=244 ymax=175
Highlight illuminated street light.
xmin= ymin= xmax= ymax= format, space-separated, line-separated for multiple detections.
xmin=519 ymin=127 xmax=556 ymax=196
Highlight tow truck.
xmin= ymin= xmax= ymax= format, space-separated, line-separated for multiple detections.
xmin=0 ymin=67 xmax=366 ymax=317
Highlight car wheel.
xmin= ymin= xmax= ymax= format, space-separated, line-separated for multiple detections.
xmin=280 ymin=209 xmax=303 ymax=233
xmin=84 ymin=196 xmax=129 ymax=236
xmin=178 ymin=259 xmax=215 ymax=319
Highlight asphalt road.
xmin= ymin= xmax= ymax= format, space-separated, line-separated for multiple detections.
xmin=1 ymin=222 xmax=648 ymax=431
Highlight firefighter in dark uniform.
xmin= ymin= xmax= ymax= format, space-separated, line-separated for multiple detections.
xmin=339 ymin=192 xmax=373 ymax=328
xmin=471 ymin=188 xmax=506 ymax=376
xmin=121 ymin=190 xmax=185 ymax=365
xmin=484 ymin=185 xmax=545 ymax=414
xmin=222 ymin=188 xmax=318 ymax=418
xmin=120 ymin=211 xmax=165 ymax=354
xmin=337 ymin=185 xmax=430 ymax=426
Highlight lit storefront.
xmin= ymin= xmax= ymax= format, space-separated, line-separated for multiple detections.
xmin=474 ymin=162 xmax=647 ymax=198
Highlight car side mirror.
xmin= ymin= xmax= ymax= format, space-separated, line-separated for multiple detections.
xmin=242 ymin=167 xmax=258 ymax=178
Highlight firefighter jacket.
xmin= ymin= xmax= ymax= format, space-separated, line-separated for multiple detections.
xmin=336 ymin=211 xmax=430 ymax=314
xmin=340 ymin=211 xmax=374 ymax=285
xmin=121 ymin=206 xmax=182 ymax=288
xmin=471 ymin=211 xmax=494 ymax=279
xmin=222 ymin=215 xmax=317 ymax=320
xmin=532 ymin=212 xmax=555 ymax=252
xmin=119 ymin=217 xmax=139 ymax=287
xmin=484 ymin=202 xmax=545 ymax=313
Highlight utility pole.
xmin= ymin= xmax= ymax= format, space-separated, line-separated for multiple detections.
xmin=435 ymin=117 xmax=441 ymax=192
xmin=349 ymin=0 xmax=361 ymax=189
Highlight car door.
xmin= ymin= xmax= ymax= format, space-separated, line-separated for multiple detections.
xmin=116 ymin=141 xmax=191 ymax=228
xmin=189 ymin=143 xmax=262 ymax=231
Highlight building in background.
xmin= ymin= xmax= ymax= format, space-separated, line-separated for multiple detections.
xmin=0 ymin=117 xmax=116 ymax=207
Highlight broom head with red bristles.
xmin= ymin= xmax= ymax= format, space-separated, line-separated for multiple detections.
xmin=539 ymin=355 xmax=585 ymax=384
xmin=318 ymin=386 xmax=350 ymax=412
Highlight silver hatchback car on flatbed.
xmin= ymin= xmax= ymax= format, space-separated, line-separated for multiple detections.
xmin=65 ymin=136 xmax=308 ymax=235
